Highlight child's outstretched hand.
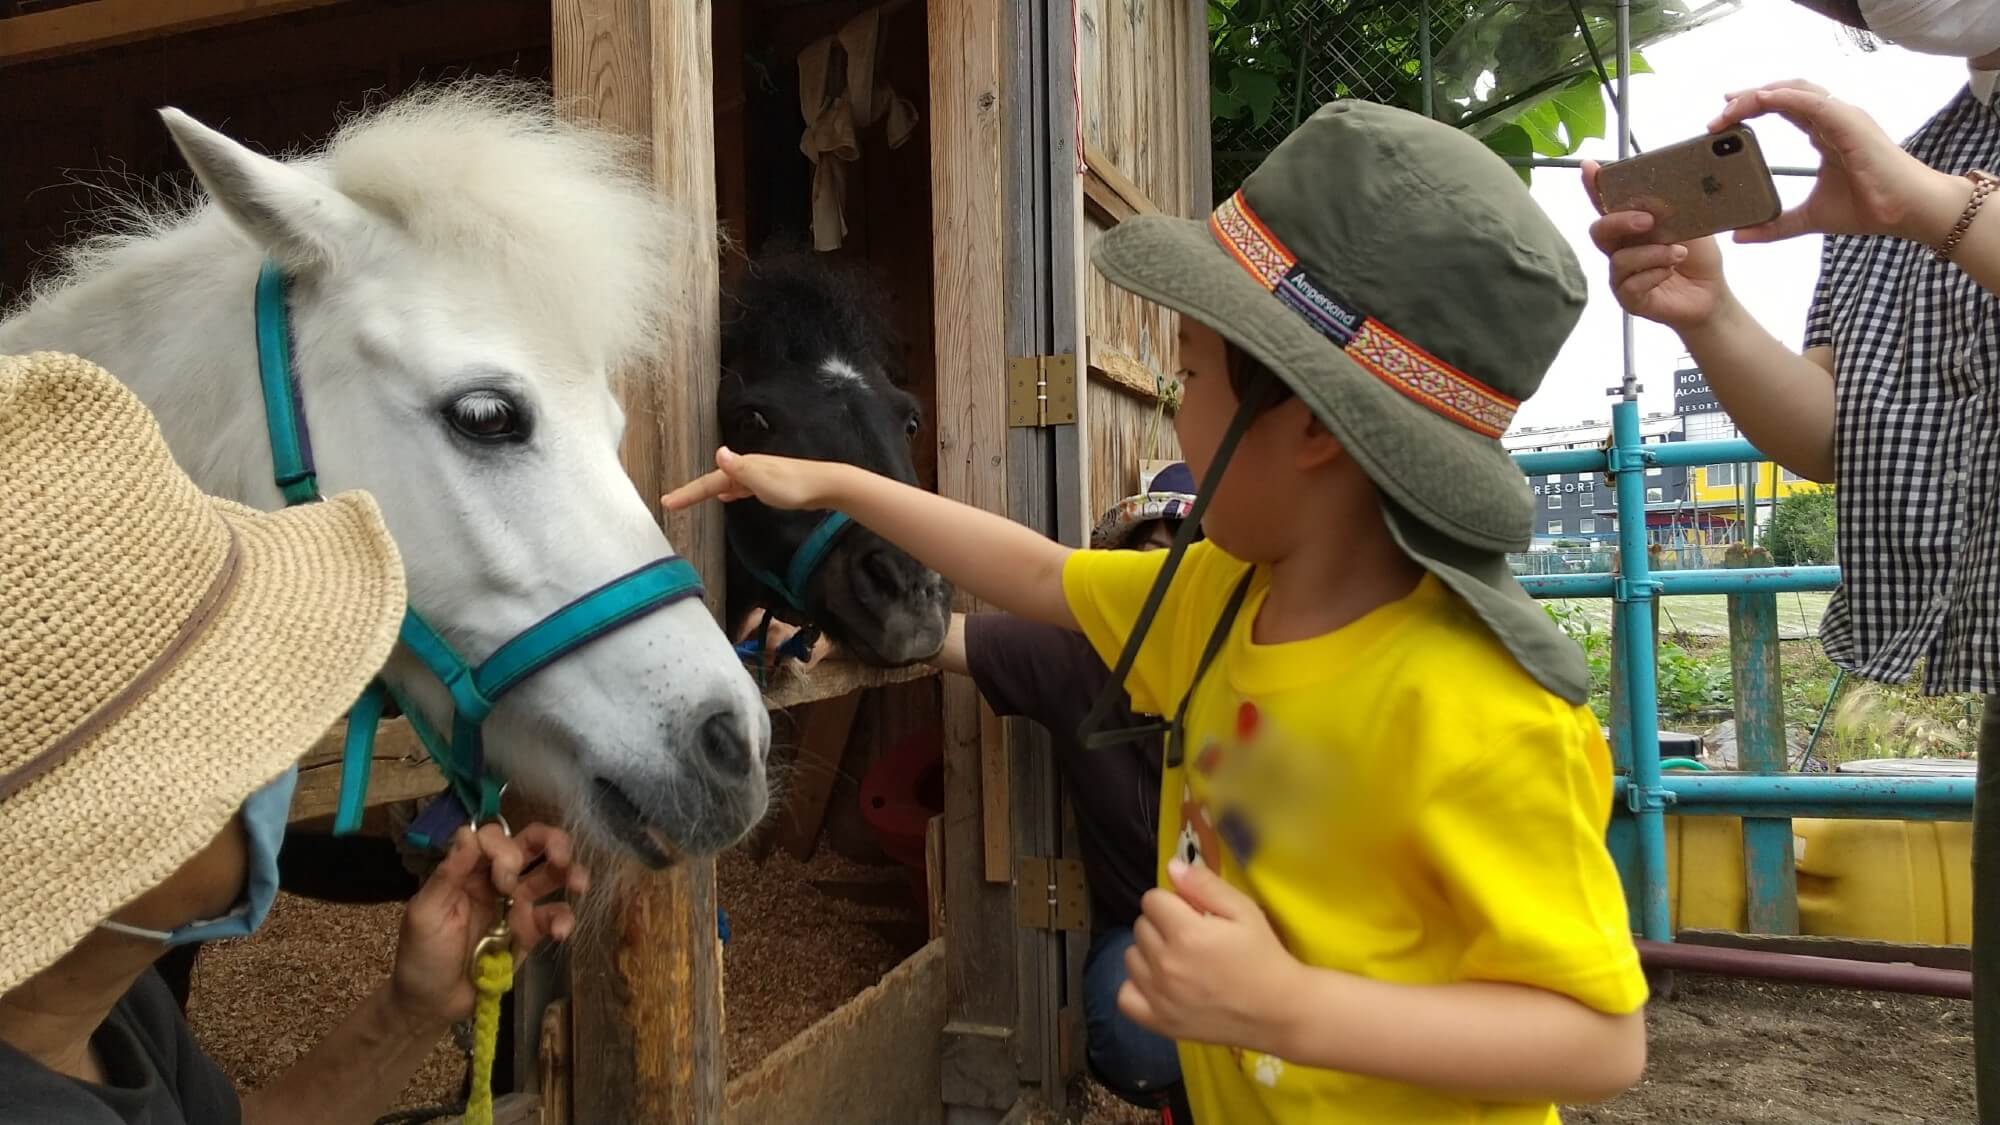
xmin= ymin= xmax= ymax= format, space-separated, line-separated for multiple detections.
xmin=1118 ymin=857 xmax=1303 ymax=1055
xmin=663 ymin=447 xmax=843 ymax=513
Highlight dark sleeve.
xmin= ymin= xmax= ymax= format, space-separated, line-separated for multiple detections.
xmin=126 ymin=972 xmax=243 ymax=1125
xmin=963 ymin=613 xmax=1113 ymax=738
xmin=1803 ymin=235 xmax=1838 ymax=352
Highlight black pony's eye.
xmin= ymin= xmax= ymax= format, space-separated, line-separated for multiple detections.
xmin=751 ymin=410 xmax=772 ymax=432
xmin=446 ymin=391 xmax=525 ymax=442
xmin=904 ymin=412 xmax=920 ymax=437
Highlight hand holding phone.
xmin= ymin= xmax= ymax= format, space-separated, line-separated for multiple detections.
xmin=1591 ymin=125 xmax=1782 ymax=245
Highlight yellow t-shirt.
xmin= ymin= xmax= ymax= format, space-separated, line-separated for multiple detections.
xmin=1064 ymin=542 xmax=1647 ymax=1125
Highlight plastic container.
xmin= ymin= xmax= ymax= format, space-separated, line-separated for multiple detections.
xmin=1652 ymin=758 xmax=1974 ymax=944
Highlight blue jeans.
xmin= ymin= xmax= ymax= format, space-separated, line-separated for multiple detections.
xmin=1085 ymin=926 xmax=1185 ymax=1108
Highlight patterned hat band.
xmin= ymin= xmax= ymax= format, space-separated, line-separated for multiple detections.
xmin=1208 ymin=191 xmax=1520 ymax=439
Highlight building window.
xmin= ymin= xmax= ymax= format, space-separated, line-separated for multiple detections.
xmin=1707 ymin=463 xmax=1734 ymax=486
xmin=1647 ymin=464 xmax=1663 ymax=477
xmin=1580 ymin=490 xmax=1595 ymax=508
xmin=1646 ymin=487 xmax=1664 ymax=503
xmin=1548 ymin=521 xmax=1563 ymax=536
xmin=1578 ymin=518 xmax=1597 ymax=534
xmin=1783 ymin=467 xmax=1804 ymax=482
xmin=1547 ymin=494 xmax=1562 ymax=509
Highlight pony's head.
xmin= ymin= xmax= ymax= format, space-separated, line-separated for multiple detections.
xmin=718 ymin=251 xmax=950 ymax=665
xmin=152 ymin=86 xmax=769 ymax=865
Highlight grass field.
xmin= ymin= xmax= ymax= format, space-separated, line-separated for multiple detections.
xmin=1551 ymin=591 xmax=1834 ymax=640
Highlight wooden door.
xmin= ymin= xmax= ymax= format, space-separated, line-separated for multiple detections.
xmin=1071 ymin=0 xmax=1210 ymax=530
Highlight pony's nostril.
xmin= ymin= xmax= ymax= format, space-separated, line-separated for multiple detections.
xmin=698 ymin=710 xmax=754 ymax=780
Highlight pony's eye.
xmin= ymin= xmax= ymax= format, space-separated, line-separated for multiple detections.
xmin=904 ymin=412 xmax=920 ymax=437
xmin=751 ymin=410 xmax=771 ymax=432
xmin=447 ymin=391 xmax=524 ymax=442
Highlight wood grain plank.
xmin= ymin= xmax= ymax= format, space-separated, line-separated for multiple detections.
xmin=0 ymin=0 xmax=342 ymax=66
xmin=554 ymin=2 xmax=725 ymax=1121
xmin=930 ymin=0 xmax=1022 ymax=1074
xmin=771 ymin=691 xmax=865 ymax=861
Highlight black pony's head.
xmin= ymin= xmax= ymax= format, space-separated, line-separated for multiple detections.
xmin=718 ymin=249 xmax=951 ymax=666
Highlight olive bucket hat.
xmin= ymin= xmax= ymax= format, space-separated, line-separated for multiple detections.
xmin=1082 ymin=100 xmax=1589 ymax=724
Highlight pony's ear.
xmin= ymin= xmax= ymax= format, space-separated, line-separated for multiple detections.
xmin=159 ymin=107 xmax=368 ymax=271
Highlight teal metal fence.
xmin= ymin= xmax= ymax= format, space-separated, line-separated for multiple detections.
xmin=1513 ymin=404 xmax=1977 ymax=942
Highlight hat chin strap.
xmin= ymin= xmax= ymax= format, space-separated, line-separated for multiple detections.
xmin=1076 ymin=377 xmax=1279 ymax=761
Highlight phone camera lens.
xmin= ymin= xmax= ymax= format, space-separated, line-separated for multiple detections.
xmin=1712 ymin=136 xmax=1743 ymax=157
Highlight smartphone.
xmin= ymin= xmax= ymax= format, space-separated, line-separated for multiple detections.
xmin=1594 ymin=125 xmax=1782 ymax=244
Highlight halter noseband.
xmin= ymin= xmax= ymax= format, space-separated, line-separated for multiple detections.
xmin=254 ymin=260 xmax=707 ymax=846
xmin=724 ymin=501 xmax=853 ymax=682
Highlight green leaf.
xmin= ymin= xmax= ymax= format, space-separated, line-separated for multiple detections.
xmin=1481 ymin=123 xmax=1536 ymax=187
xmin=1210 ymin=89 xmax=1247 ymax=123
xmin=1551 ymin=73 xmax=1606 ymax=148
xmin=1231 ymin=67 xmax=1284 ymax=129
xmin=1515 ymin=102 xmax=1571 ymax=157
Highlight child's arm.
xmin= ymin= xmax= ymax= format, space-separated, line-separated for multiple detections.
xmin=665 ymin=447 xmax=1077 ymax=629
xmin=1123 ymin=860 xmax=1647 ymax=1105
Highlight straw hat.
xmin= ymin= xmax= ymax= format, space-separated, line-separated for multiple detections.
xmin=0 ymin=352 xmax=406 ymax=995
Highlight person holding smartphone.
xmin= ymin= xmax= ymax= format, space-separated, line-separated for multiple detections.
xmin=1585 ymin=13 xmax=2000 ymax=1116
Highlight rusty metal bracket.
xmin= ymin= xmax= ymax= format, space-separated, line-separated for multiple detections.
xmin=1014 ymin=855 xmax=1088 ymax=932
xmin=1007 ymin=354 xmax=1077 ymax=427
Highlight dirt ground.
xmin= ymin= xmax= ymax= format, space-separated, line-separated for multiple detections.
xmin=1038 ymin=974 xmax=1973 ymax=1125
xmin=185 ymin=846 xmax=926 ymax=1113
xmin=189 ymin=882 xmax=1971 ymax=1124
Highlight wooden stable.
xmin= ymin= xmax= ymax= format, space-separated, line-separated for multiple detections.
xmin=0 ymin=0 xmax=1205 ymax=1119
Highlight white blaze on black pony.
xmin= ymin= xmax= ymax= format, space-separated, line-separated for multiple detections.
xmin=0 ymin=81 xmax=771 ymax=868
xmin=718 ymin=250 xmax=952 ymax=666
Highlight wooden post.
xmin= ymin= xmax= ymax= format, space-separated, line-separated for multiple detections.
xmin=552 ymin=2 xmax=726 ymax=1121
xmin=1727 ymin=543 xmax=1799 ymax=934
xmin=932 ymin=0 xmax=1026 ymax=1117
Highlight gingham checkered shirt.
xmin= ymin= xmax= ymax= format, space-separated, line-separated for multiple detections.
xmin=1806 ymin=84 xmax=2000 ymax=696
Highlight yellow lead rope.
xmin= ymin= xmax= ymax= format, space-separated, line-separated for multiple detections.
xmin=463 ymin=899 xmax=514 ymax=1125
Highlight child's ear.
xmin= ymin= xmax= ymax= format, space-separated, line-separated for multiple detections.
xmin=1295 ymin=411 xmax=1345 ymax=470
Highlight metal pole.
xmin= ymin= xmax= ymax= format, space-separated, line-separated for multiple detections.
xmin=1419 ymin=0 xmax=1435 ymax=119
xmin=1613 ymin=401 xmax=1671 ymax=942
xmin=1617 ymin=0 xmax=1636 ymax=402
xmin=1636 ymin=941 xmax=1973 ymax=1000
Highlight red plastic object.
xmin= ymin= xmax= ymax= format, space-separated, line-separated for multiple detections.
xmin=859 ymin=726 xmax=943 ymax=912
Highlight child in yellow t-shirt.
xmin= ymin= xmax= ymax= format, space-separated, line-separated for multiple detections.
xmin=668 ymin=100 xmax=1647 ymax=1123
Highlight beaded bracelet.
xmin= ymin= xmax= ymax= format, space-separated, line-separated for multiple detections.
xmin=1935 ymin=169 xmax=1999 ymax=262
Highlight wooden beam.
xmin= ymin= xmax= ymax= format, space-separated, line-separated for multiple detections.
xmin=553 ymin=2 xmax=725 ymax=1123
xmin=0 ymin=0 xmax=342 ymax=67
xmin=1676 ymin=929 xmax=1973 ymax=973
xmin=761 ymin=660 xmax=937 ymax=710
xmin=931 ymin=0 xmax=1024 ymax=1115
xmin=770 ymin=690 xmax=865 ymax=862
xmin=1080 ymin=141 xmax=1158 ymax=219
xmin=1085 ymin=338 xmax=1170 ymax=403
xmin=926 ymin=813 xmax=945 ymax=941
xmin=1184 ymin=0 xmax=1213 ymax=217
xmin=538 ymin=1000 xmax=572 ymax=1125
xmin=287 ymin=720 xmax=442 ymax=826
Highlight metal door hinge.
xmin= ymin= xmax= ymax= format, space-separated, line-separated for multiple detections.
xmin=1007 ymin=354 xmax=1078 ymax=427
xmin=1015 ymin=855 xmax=1088 ymax=931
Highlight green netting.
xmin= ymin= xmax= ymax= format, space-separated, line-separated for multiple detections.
xmin=1208 ymin=0 xmax=1742 ymax=202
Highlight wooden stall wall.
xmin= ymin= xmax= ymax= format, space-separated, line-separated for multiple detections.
xmin=0 ymin=0 xmax=553 ymax=302
xmin=1074 ymin=0 xmax=1204 ymax=516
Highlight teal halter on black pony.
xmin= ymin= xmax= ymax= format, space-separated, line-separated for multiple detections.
xmin=253 ymin=261 xmax=708 ymax=847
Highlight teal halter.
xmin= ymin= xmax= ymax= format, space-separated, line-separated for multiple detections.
xmin=728 ymin=510 xmax=853 ymax=616
xmin=253 ymin=260 xmax=707 ymax=846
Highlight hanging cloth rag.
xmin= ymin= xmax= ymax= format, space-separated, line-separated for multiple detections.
xmin=798 ymin=6 xmax=919 ymax=251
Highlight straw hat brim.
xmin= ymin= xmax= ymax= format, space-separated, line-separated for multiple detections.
xmin=0 ymin=492 xmax=405 ymax=995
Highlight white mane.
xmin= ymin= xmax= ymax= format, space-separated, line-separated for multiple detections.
xmin=17 ymin=79 xmax=687 ymax=378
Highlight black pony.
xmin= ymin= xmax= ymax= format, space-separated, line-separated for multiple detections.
xmin=719 ymin=249 xmax=951 ymax=666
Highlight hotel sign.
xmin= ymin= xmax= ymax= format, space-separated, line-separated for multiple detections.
xmin=1674 ymin=367 xmax=1721 ymax=416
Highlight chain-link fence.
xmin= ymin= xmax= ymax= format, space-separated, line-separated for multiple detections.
xmin=1208 ymin=0 xmax=1741 ymax=202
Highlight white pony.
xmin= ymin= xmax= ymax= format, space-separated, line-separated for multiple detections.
xmin=0 ymin=80 xmax=770 ymax=867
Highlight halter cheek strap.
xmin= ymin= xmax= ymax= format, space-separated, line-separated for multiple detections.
xmin=254 ymin=259 xmax=707 ymax=845
xmin=731 ymin=510 xmax=853 ymax=615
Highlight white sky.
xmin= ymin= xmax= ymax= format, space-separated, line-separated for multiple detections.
xmin=1517 ymin=0 xmax=1972 ymax=430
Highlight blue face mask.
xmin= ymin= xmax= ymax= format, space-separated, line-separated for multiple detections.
xmin=97 ymin=765 xmax=298 ymax=946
